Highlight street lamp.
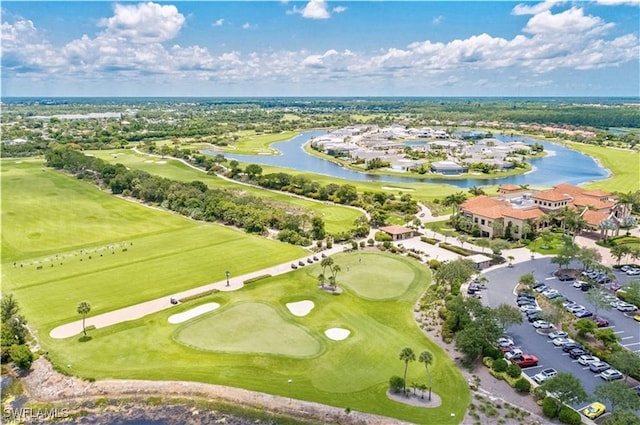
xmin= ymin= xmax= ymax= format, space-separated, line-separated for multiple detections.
xmin=225 ymin=270 xmax=230 ymax=287
xmin=288 ymin=379 xmax=292 ymax=402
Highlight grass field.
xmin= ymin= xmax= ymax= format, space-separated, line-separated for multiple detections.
xmin=2 ymin=159 xmax=306 ymax=330
xmin=91 ymin=150 xmax=363 ymax=234
xmin=562 ymin=142 xmax=639 ymax=192
xmin=42 ymin=252 xmax=469 ymax=424
xmin=226 ymin=131 xmax=298 ymax=154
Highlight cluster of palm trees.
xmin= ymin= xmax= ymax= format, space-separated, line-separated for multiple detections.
xmin=318 ymin=257 xmax=341 ymax=292
xmin=398 ymin=347 xmax=435 ymax=401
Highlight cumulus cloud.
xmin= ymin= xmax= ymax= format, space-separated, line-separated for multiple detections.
xmin=512 ymin=0 xmax=564 ymax=16
xmin=242 ymin=22 xmax=251 ymax=30
xmin=212 ymin=18 xmax=224 ymax=27
xmin=288 ymin=0 xmax=330 ymax=19
xmin=523 ymin=7 xmax=613 ymax=36
xmin=333 ymin=6 xmax=347 ymax=14
xmin=595 ymin=0 xmax=639 ymax=5
xmin=432 ymin=15 xmax=443 ymax=25
xmin=99 ymin=2 xmax=185 ymax=43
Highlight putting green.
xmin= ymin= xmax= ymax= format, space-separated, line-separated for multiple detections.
xmin=332 ymin=253 xmax=416 ymax=300
xmin=175 ymin=302 xmax=323 ymax=357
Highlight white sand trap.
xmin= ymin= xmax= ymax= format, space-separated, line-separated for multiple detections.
xmin=168 ymin=303 xmax=220 ymax=324
xmin=144 ymin=160 xmax=153 ymax=163
xmin=156 ymin=160 xmax=167 ymax=164
xmin=382 ymin=186 xmax=414 ymax=192
xmin=325 ymin=328 xmax=350 ymax=341
xmin=286 ymin=300 xmax=314 ymax=317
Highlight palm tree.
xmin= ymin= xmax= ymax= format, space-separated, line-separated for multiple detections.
xmin=317 ymin=274 xmax=325 ymax=288
xmin=399 ymin=347 xmax=415 ymax=396
xmin=77 ymin=301 xmax=91 ymax=336
xmin=329 ymin=264 xmax=341 ymax=291
xmin=443 ymin=192 xmax=466 ymax=216
xmin=320 ymin=257 xmax=334 ymax=284
xmin=468 ymin=186 xmax=485 ymax=196
xmin=419 ymin=350 xmax=434 ymax=400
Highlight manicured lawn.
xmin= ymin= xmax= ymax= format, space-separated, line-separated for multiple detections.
xmin=176 ymin=301 xmax=323 ymax=357
xmin=90 ymin=150 xmax=362 ymax=234
xmin=227 ymin=131 xmax=298 ymax=154
xmin=563 ymin=142 xmax=639 ymax=192
xmin=43 ymin=252 xmax=469 ymax=424
xmin=2 ymin=160 xmax=306 ymax=330
xmin=527 ymin=232 xmax=567 ymax=255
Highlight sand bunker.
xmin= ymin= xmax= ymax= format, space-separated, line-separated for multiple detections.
xmin=286 ymin=300 xmax=314 ymax=317
xmin=325 ymin=328 xmax=350 ymax=341
xmin=382 ymin=186 xmax=414 ymax=192
xmin=156 ymin=161 xmax=167 ymax=164
xmin=168 ymin=303 xmax=220 ymax=324
xmin=144 ymin=160 xmax=153 ymax=163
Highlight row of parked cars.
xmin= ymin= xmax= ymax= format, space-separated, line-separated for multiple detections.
xmin=291 ymin=253 xmax=326 ymax=269
xmin=620 ymin=265 xmax=640 ymax=276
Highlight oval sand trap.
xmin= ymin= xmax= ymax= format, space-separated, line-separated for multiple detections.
xmin=168 ymin=303 xmax=220 ymax=324
xmin=325 ymin=328 xmax=350 ymax=341
xmin=286 ymin=300 xmax=314 ymax=317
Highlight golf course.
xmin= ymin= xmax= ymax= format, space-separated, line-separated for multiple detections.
xmin=2 ymin=158 xmax=469 ymax=424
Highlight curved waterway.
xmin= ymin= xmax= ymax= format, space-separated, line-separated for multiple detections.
xmin=204 ymin=131 xmax=609 ymax=189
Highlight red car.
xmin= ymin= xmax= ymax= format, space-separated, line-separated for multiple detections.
xmin=511 ymin=354 xmax=539 ymax=367
xmin=593 ymin=316 xmax=609 ymax=327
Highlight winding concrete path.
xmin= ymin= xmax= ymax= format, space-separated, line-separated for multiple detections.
xmin=49 ymin=244 xmax=348 ymax=339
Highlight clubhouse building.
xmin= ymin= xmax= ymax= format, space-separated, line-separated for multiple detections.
xmin=459 ymin=183 xmax=623 ymax=239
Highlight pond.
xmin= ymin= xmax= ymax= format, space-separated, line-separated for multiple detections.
xmin=205 ymin=131 xmax=609 ymax=189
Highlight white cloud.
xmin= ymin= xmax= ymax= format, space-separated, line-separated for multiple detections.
xmin=523 ymin=7 xmax=613 ymax=36
xmin=242 ymin=22 xmax=251 ymax=30
xmin=512 ymin=0 xmax=564 ymax=16
xmin=99 ymin=2 xmax=185 ymax=43
xmin=212 ymin=18 xmax=224 ymax=27
xmin=288 ymin=0 xmax=331 ymax=19
xmin=432 ymin=15 xmax=443 ymax=25
xmin=595 ymin=0 xmax=640 ymax=5
xmin=333 ymin=6 xmax=347 ymax=14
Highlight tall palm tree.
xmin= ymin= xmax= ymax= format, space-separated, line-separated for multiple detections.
xmin=399 ymin=347 xmax=415 ymax=396
xmin=320 ymin=257 xmax=334 ymax=283
xmin=468 ymin=186 xmax=485 ymax=196
xmin=329 ymin=264 xmax=341 ymax=291
xmin=419 ymin=350 xmax=434 ymax=401
xmin=77 ymin=301 xmax=91 ymax=336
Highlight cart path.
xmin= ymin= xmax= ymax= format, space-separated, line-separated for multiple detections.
xmin=49 ymin=244 xmax=347 ymax=339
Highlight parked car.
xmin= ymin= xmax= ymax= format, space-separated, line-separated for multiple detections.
xmin=578 ymin=355 xmax=600 ymax=366
xmin=552 ymin=337 xmax=575 ymax=346
xmin=534 ymin=285 xmax=549 ymax=293
xmin=505 ymin=349 xmax=524 ymax=360
xmin=511 ymin=354 xmax=539 ymax=368
xmin=575 ymin=309 xmax=594 ymax=318
xmin=581 ymin=282 xmax=593 ymax=291
xmin=567 ymin=304 xmax=585 ymax=313
xmin=582 ymin=402 xmax=606 ymax=419
xmin=548 ymin=330 xmax=568 ymax=339
xmin=291 ymin=263 xmax=298 ymax=269
xmin=298 ymin=260 xmax=305 ymax=266
xmin=617 ymin=303 xmax=638 ymax=312
xmin=532 ymin=368 xmax=558 ymax=383
xmin=497 ymin=337 xmax=514 ymax=346
xmin=517 ymin=291 xmax=535 ymax=298
xmin=520 ymin=305 xmax=540 ymax=313
xmin=572 ymin=281 xmax=584 ymax=288
xmin=600 ymin=369 xmax=624 ymax=381
xmin=593 ymin=316 xmax=609 ymax=327
xmin=307 ymin=258 xmax=313 ymax=264
xmin=313 ymin=256 xmax=319 ymax=261
xmin=635 ymin=314 xmax=640 ymax=322
xmin=527 ymin=312 xmax=544 ymax=322
xmin=589 ymin=361 xmax=611 ymax=373
xmin=558 ymin=274 xmax=575 ymax=281
xmin=569 ymin=348 xmax=588 ymax=359
xmin=562 ymin=342 xmax=583 ymax=353
xmin=533 ymin=320 xmax=554 ymax=329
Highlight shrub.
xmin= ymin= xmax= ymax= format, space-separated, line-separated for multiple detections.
xmin=542 ymin=397 xmax=560 ymax=419
xmin=483 ymin=346 xmax=502 ymax=360
xmin=367 ymin=238 xmax=374 ymax=246
xmin=375 ymin=231 xmax=392 ymax=242
xmin=420 ymin=237 xmax=440 ymax=245
xmin=243 ymin=274 xmax=271 ymax=285
xmin=506 ymin=363 xmax=521 ymax=379
xmin=533 ymin=386 xmax=547 ymax=401
xmin=179 ymin=289 xmax=219 ymax=303
xmin=389 ymin=376 xmax=405 ymax=394
xmin=428 ymin=259 xmax=441 ymax=270
xmin=492 ymin=358 xmax=508 ymax=373
xmin=558 ymin=406 xmax=581 ymax=425
xmin=9 ymin=344 xmax=33 ymax=370
xmin=514 ymin=377 xmax=531 ymax=393
xmin=438 ymin=242 xmax=472 ymax=256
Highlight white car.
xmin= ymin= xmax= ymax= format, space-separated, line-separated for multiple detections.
xmin=553 ymin=337 xmax=575 ymax=346
xmin=520 ymin=305 xmax=540 ymax=313
xmin=505 ymin=349 xmax=524 ymax=360
xmin=617 ymin=303 xmax=638 ymax=312
xmin=626 ymin=268 xmax=640 ymax=275
xmin=578 ymin=355 xmax=600 ymax=366
xmin=533 ymin=368 xmax=558 ymax=384
xmin=572 ymin=280 xmax=586 ymax=288
xmin=567 ymin=304 xmax=585 ymax=313
xmin=533 ymin=320 xmax=554 ymax=329
xmin=548 ymin=330 xmax=568 ymax=339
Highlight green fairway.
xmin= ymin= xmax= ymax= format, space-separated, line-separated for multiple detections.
xmin=2 ymin=160 xmax=306 ymax=330
xmin=90 ymin=150 xmax=363 ymax=234
xmin=226 ymin=131 xmax=298 ymax=154
xmin=42 ymin=252 xmax=469 ymax=424
xmin=563 ymin=142 xmax=639 ymax=192
xmin=329 ymin=252 xmax=416 ymax=300
xmin=176 ymin=302 xmax=323 ymax=357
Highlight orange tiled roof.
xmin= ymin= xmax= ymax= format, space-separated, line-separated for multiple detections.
xmin=533 ymin=190 xmax=571 ymax=202
xmin=581 ymin=210 xmax=610 ymax=227
xmin=584 ymin=189 xmax=611 ymax=197
xmin=379 ymin=225 xmax=414 ymax=235
xmin=461 ymin=196 xmax=510 ymax=219
xmin=499 ymin=184 xmax=522 ymax=191
xmin=503 ymin=208 xmax=545 ymax=220
xmin=572 ymin=195 xmax=614 ymax=210
xmin=553 ymin=183 xmax=612 ymax=199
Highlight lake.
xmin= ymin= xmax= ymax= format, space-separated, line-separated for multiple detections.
xmin=206 ymin=131 xmax=609 ymax=188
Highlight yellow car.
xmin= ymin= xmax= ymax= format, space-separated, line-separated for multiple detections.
xmin=634 ymin=314 xmax=640 ymax=322
xmin=583 ymin=402 xmax=606 ymax=419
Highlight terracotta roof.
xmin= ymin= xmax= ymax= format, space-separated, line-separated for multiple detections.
xmin=379 ymin=225 xmax=414 ymax=235
xmin=553 ymin=183 xmax=612 ymax=199
xmin=572 ymin=196 xmax=614 ymax=211
xmin=533 ymin=190 xmax=572 ymax=202
xmin=581 ymin=210 xmax=610 ymax=227
xmin=584 ymin=189 xmax=611 ymax=197
xmin=503 ymin=208 xmax=545 ymax=220
xmin=460 ymin=196 xmax=506 ymax=219
xmin=499 ymin=184 xmax=522 ymax=191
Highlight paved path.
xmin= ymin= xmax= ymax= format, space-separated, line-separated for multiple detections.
xmin=49 ymin=244 xmax=348 ymax=339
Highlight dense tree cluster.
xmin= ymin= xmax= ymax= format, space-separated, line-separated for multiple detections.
xmin=45 ymin=146 xmax=324 ymax=245
xmin=1 ymin=294 xmax=32 ymax=370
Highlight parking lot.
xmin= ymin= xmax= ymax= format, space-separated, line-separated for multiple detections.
xmin=480 ymin=257 xmax=640 ymax=411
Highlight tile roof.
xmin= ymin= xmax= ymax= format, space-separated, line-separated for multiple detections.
xmin=581 ymin=210 xmax=610 ymax=227
xmin=533 ymin=190 xmax=572 ymax=202
xmin=499 ymin=184 xmax=522 ymax=191
xmin=503 ymin=208 xmax=545 ymax=220
xmin=460 ymin=196 xmax=509 ymax=219
xmin=379 ymin=225 xmax=415 ymax=235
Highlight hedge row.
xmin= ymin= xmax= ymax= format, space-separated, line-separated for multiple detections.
xmin=438 ymin=243 xmax=473 ymax=256
xmin=244 ymin=274 xmax=272 ymax=285
xmin=179 ymin=289 xmax=220 ymax=303
xmin=420 ymin=237 xmax=440 ymax=245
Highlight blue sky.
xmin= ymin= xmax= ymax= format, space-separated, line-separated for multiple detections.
xmin=1 ymin=1 xmax=639 ymax=97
